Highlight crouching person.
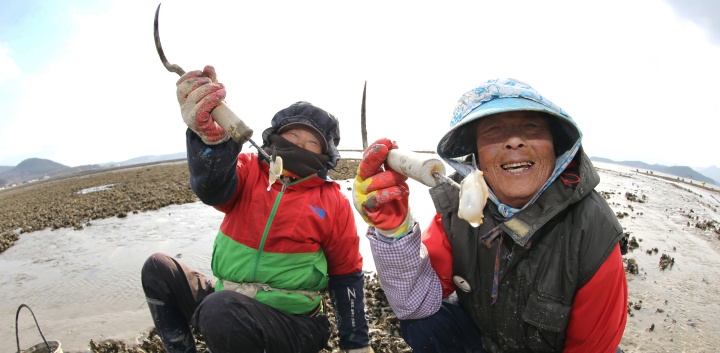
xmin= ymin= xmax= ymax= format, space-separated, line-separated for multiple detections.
xmin=142 ymin=65 xmax=373 ymax=353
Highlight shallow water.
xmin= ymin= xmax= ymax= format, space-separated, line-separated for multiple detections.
xmin=3 ymin=202 xmax=221 ymax=352
xmin=2 ymin=167 xmax=720 ymax=352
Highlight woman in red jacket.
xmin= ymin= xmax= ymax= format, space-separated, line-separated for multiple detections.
xmin=141 ymin=65 xmax=373 ymax=353
xmin=353 ymin=78 xmax=627 ymax=353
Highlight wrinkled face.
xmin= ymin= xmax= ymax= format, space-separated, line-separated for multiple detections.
xmin=474 ymin=111 xmax=556 ymax=208
xmin=280 ymin=127 xmax=323 ymax=154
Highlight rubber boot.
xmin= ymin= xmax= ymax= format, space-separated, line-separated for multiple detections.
xmin=146 ymin=297 xmax=197 ymax=353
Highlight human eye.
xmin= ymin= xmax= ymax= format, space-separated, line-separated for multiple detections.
xmin=524 ymin=123 xmax=550 ymax=138
xmin=477 ymin=125 xmax=500 ymax=137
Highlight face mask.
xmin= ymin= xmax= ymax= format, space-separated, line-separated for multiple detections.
xmin=263 ymin=134 xmax=330 ymax=178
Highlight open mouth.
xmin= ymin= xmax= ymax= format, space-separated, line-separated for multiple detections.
xmin=501 ymin=162 xmax=534 ymax=174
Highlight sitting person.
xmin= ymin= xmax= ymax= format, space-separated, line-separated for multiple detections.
xmin=142 ymin=65 xmax=373 ymax=353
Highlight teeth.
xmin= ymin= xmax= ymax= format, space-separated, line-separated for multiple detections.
xmin=507 ymin=167 xmax=528 ymax=174
xmin=502 ymin=162 xmax=533 ymax=169
xmin=502 ymin=162 xmax=533 ymax=173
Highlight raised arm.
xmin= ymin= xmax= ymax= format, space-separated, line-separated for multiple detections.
xmin=177 ymin=66 xmax=242 ymax=206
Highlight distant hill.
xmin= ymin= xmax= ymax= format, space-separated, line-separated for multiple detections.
xmin=2 ymin=158 xmax=68 ymax=182
xmin=0 ymin=158 xmax=103 ymax=187
xmin=103 ymin=152 xmax=186 ymax=168
xmin=0 ymin=153 xmax=188 ymax=188
xmin=591 ymin=157 xmax=719 ymax=185
xmin=697 ymin=165 xmax=720 ymax=185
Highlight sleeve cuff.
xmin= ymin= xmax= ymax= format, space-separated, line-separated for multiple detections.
xmin=376 ymin=214 xmax=416 ymax=242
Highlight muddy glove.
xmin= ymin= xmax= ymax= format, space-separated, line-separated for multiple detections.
xmin=352 ymin=138 xmax=411 ymax=238
xmin=176 ymin=65 xmax=228 ymax=145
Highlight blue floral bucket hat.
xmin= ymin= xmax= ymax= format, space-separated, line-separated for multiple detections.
xmin=437 ymin=78 xmax=582 ymax=160
xmin=437 ymin=78 xmax=585 ymax=218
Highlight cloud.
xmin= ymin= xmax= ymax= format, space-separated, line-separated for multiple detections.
xmin=2 ymin=0 xmax=720 ymax=168
xmin=664 ymin=0 xmax=720 ymax=44
xmin=0 ymin=43 xmax=21 ymax=83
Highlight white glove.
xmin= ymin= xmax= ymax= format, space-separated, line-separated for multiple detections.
xmin=176 ymin=65 xmax=228 ymax=144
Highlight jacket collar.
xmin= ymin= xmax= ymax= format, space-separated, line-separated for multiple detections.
xmin=258 ymin=158 xmax=329 ymax=191
xmin=496 ymin=149 xmax=598 ymax=246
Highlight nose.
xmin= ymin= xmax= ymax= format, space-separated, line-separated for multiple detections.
xmin=504 ymin=134 xmax=526 ymax=150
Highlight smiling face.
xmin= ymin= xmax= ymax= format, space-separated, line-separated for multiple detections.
xmin=279 ymin=126 xmax=324 ymax=154
xmin=474 ymin=111 xmax=556 ymax=208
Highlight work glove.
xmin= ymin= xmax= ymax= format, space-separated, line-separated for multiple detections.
xmin=353 ymin=138 xmax=411 ymax=238
xmin=344 ymin=347 xmax=375 ymax=353
xmin=176 ymin=65 xmax=228 ymax=145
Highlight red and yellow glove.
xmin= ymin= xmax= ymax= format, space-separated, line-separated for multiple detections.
xmin=352 ymin=138 xmax=411 ymax=238
xmin=176 ymin=65 xmax=228 ymax=144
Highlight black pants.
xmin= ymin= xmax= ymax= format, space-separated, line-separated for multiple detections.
xmin=400 ymin=301 xmax=485 ymax=353
xmin=141 ymin=253 xmax=330 ymax=353
xmin=401 ymin=302 xmax=622 ymax=353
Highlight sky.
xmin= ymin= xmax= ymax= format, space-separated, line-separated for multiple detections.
xmin=1 ymin=0 xmax=719 ymax=169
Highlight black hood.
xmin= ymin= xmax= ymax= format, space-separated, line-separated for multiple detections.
xmin=261 ymin=101 xmax=341 ymax=170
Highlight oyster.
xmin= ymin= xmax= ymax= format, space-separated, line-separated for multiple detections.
xmin=458 ymin=168 xmax=489 ymax=227
xmin=267 ymin=156 xmax=283 ymax=191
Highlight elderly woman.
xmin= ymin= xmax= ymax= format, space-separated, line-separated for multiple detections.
xmin=353 ymin=78 xmax=627 ymax=353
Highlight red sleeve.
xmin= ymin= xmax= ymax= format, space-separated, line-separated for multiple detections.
xmin=421 ymin=214 xmax=456 ymax=297
xmin=325 ymin=186 xmax=364 ymax=276
xmin=564 ymin=244 xmax=627 ymax=353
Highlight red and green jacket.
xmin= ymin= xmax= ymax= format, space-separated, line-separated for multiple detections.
xmin=208 ymin=152 xmax=362 ymax=314
xmin=186 ymin=129 xmax=369 ymax=349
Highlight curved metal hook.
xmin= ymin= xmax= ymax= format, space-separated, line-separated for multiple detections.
xmin=151 ymin=3 xmax=273 ymax=163
xmin=154 ymin=3 xmax=185 ymax=76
